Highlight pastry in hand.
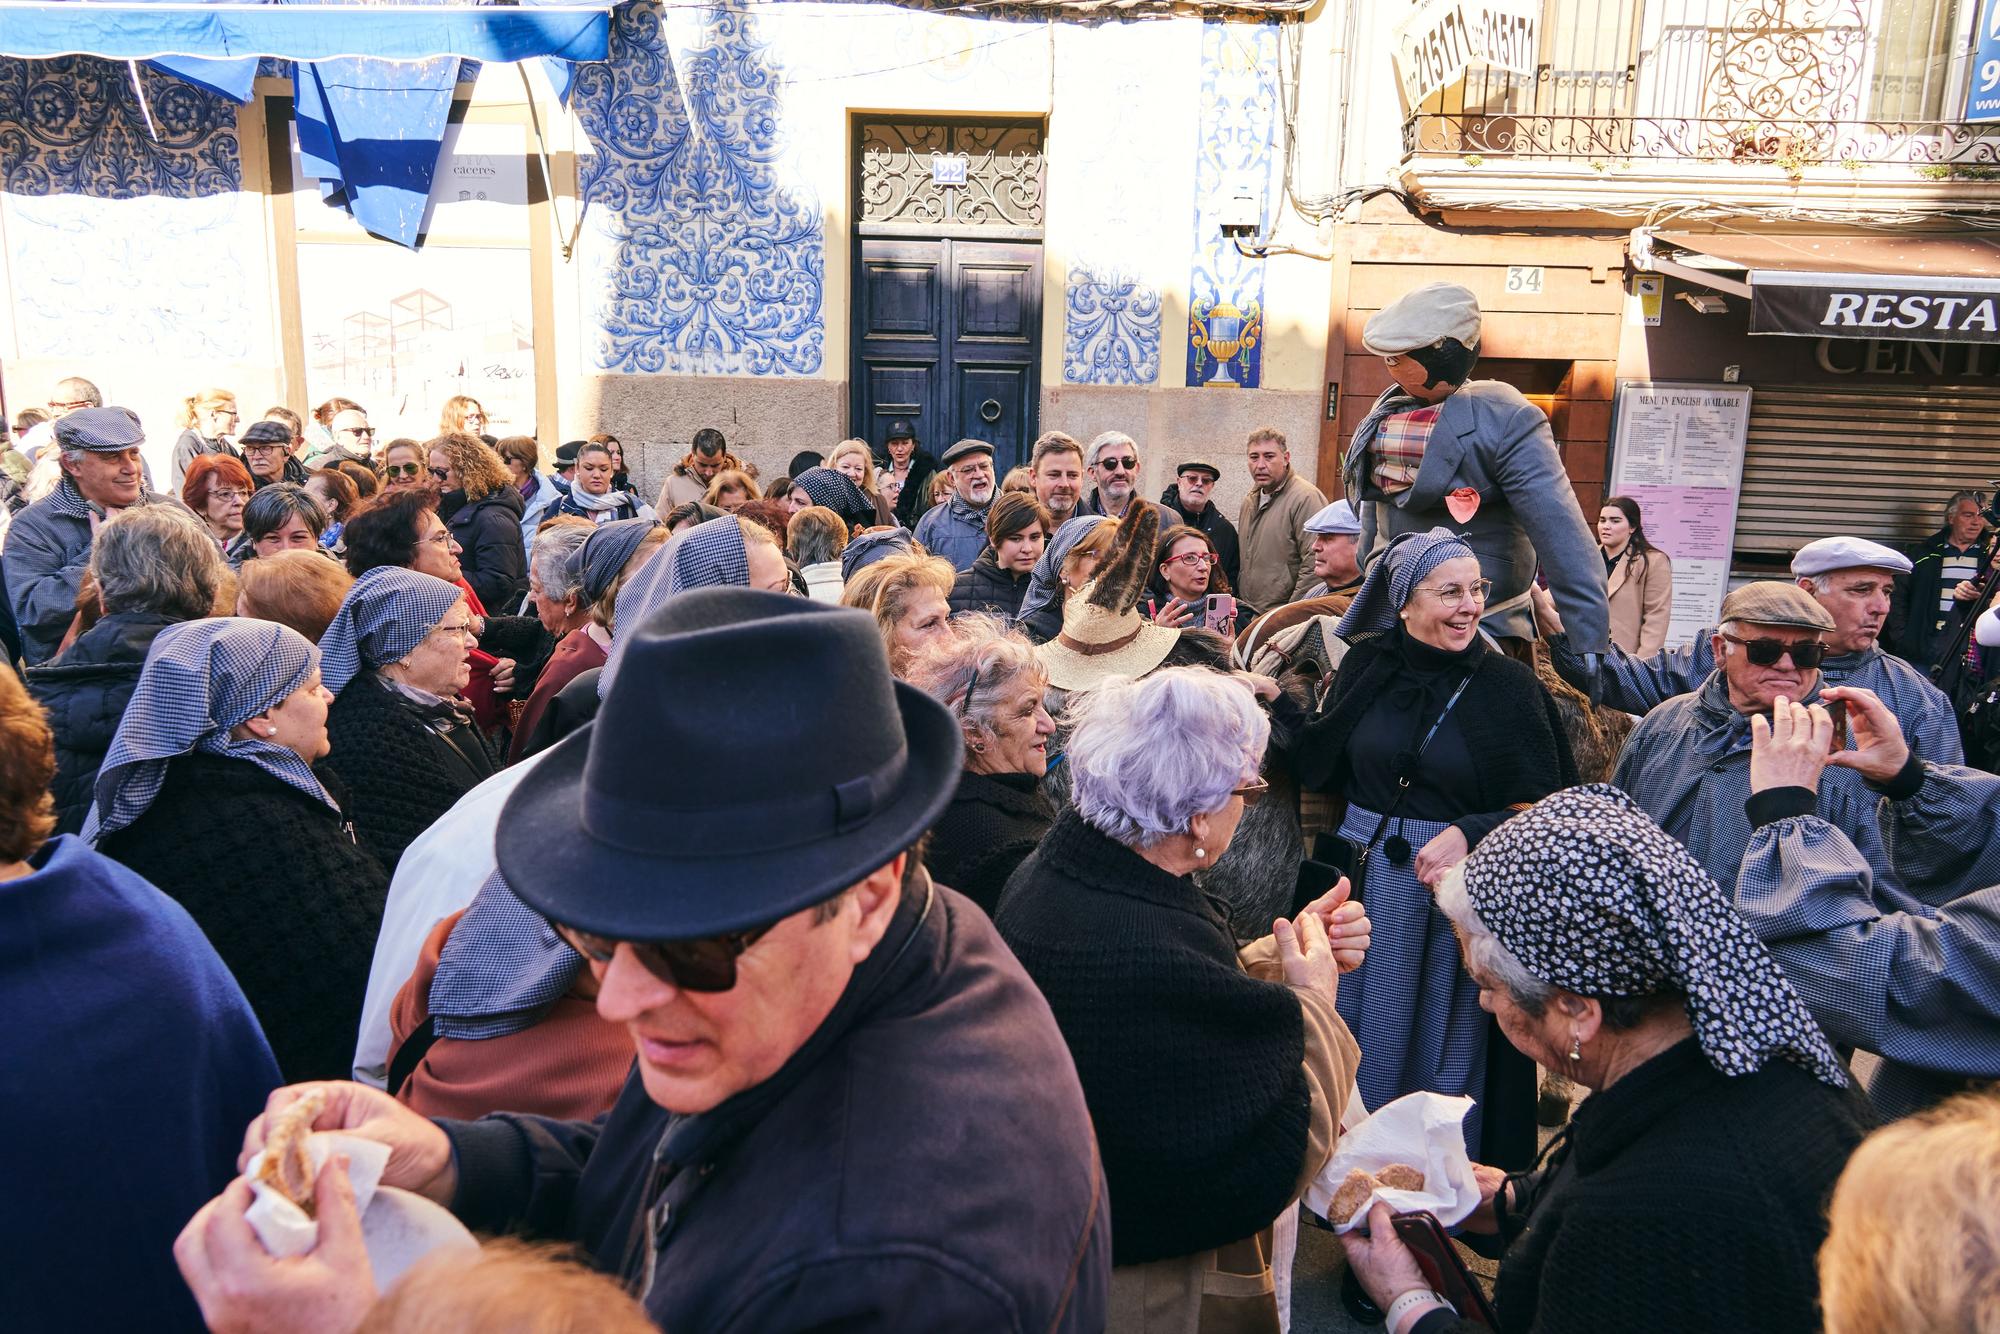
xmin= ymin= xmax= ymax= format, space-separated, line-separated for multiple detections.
xmin=1330 ymin=1167 xmax=1381 ymax=1223
xmin=1378 ymin=1162 xmax=1426 ymax=1192
xmin=255 ymin=1088 xmax=328 ymax=1217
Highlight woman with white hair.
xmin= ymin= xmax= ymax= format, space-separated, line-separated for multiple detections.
xmin=1340 ymin=784 xmax=1867 ymax=1334
xmin=907 ymin=615 xmax=1056 ymax=913
xmin=996 ymin=666 xmax=1368 ymax=1331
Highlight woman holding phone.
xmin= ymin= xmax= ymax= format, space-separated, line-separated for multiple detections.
xmin=1149 ymin=524 xmax=1251 ymax=637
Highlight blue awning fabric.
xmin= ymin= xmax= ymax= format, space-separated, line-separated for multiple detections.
xmin=0 ymin=1 xmax=608 ymax=247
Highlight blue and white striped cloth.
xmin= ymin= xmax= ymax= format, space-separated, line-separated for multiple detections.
xmin=318 ymin=566 xmax=465 ymax=696
xmin=599 ymin=515 xmax=749 ymax=698
xmin=83 ymin=618 xmax=332 ymax=843
xmin=427 ymin=868 xmax=582 ymax=1040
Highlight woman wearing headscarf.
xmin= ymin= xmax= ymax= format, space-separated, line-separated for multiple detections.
xmin=88 ymin=618 xmax=387 ymax=1081
xmin=1014 ymin=513 xmax=1113 ymax=644
xmin=319 ymin=567 xmax=498 ymax=871
xmin=509 ymin=518 xmax=663 ymax=763
xmin=1339 ymin=786 xmax=1868 ymax=1334
xmin=793 ymin=465 xmax=877 ymax=535
xmin=996 ymin=667 xmax=1366 ymax=1331
xmin=906 ymin=615 xmax=1057 ymax=914
xmin=1297 ymin=526 xmax=1578 ymax=1168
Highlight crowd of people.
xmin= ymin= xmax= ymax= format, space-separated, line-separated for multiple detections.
xmin=4 ymin=281 xmax=1999 ymax=1334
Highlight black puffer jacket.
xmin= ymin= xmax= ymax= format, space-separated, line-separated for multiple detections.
xmin=27 ymin=610 xmax=183 ymax=834
xmin=96 ymin=752 xmax=388 ymax=1082
xmin=323 ymin=674 xmax=497 ymax=872
xmin=444 ymin=487 xmax=528 ymax=615
xmin=947 ymin=549 xmax=1031 ymax=618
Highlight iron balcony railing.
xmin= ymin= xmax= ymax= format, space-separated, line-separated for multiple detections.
xmin=1400 ymin=0 xmax=2000 ymax=171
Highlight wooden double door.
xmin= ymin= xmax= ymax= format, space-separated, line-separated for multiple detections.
xmin=851 ymin=236 xmax=1042 ymax=471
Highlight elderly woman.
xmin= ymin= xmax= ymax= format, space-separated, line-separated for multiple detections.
xmin=0 ymin=643 xmax=281 ymax=1334
xmin=319 ymin=567 xmax=498 ymax=870
xmin=1818 ymin=1091 xmax=2000 ymax=1334
xmin=906 ymin=616 xmax=1056 ymax=913
xmin=793 ymin=465 xmax=877 ymax=534
xmin=557 ymin=440 xmax=654 ymax=525
xmin=431 ymin=432 xmax=528 ymax=613
xmin=842 ymin=549 xmax=957 ymax=678
xmin=1339 ymin=786 xmax=1868 ymax=1334
xmin=236 ymin=548 xmax=354 ymax=644
xmin=181 ymin=452 xmax=254 ymax=549
xmin=787 ymin=505 xmax=850 ymax=602
xmin=1014 ymin=514 xmax=1114 ymax=643
xmin=996 ymin=667 xmax=1365 ymax=1329
xmin=1297 ymin=526 xmax=1577 ymax=1167
xmin=171 ymin=386 xmax=239 ymax=489
xmin=828 ymin=437 xmax=897 ymax=525
xmin=949 ymin=491 xmax=1049 ymax=619
xmin=89 ymin=617 xmax=387 ymax=1081
xmin=28 ymin=507 xmax=228 ymax=833
xmin=511 ymin=518 xmax=662 ymax=762
xmin=236 ymin=483 xmax=328 ymax=564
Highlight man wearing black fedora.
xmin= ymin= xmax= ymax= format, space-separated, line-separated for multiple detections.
xmin=180 ymin=588 xmax=1110 ymax=1332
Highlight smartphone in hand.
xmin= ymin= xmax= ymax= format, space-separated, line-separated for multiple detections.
xmin=1826 ymin=698 xmax=1849 ymax=752
xmin=1203 ymin=593 xmax=1237 ymax=634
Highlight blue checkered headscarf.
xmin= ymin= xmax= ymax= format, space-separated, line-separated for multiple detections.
xmin=83 ymin=619 xmax=332 ymax=843
xmin=318 ymin=566 xmax=466 ymax=696
xmin=1335 ymin=526 xmax=1477 ymax=642
xmin=794 ymin=466 xmax=874 ymax=528
xmin=578 ymin=517 xmax=661 ymax=605
xmin=427 ymin=868 xmax=582 ymax=1040
xmin=599 ymin=515 xmax=751 ymax=698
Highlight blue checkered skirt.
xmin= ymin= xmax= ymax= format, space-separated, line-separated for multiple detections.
xmin=1334 ymin=804 xmax=1490 ymax=1153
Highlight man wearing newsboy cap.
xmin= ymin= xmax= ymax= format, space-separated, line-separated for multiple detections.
xmin=1541 ymin=533 xmax=1961 ymax=766
xmin=4 ymin=406 xmax=183 ymax=665
xmin=1346 ymin=282 xmax=1610 ymax=671
xmin=178 ymin=588 xmax=1110 ymax=1332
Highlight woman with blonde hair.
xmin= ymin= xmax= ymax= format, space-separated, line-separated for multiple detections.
xmin=828 ymin=438 xmax=896 ymax=525
xmin=237 ymin=548 xmax=355 ymax=643
xmin=702 ymin=467 xmax=761 ymax=514
xmin=438 ymin=394 xmax=487 ymax=439
xmin=355 ymin=1240 xmax=654 ymax=1334
xmin=1818 ymin=1090 xmax=2000 ymax=1334
xmin=172 ymin=386 xmax=240 ymax=490
xmin=841 ymin=549 xmax=956 ymax=677
xmin=429 ymin=432 xmax=527 ymax=613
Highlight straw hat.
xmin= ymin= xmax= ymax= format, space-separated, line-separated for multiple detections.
xmin=1036 ymin=501 xmax=1181 ymax=691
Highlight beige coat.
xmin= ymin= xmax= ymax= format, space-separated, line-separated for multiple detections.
xmin=1237 ymin=471 xmax=1328 ymax=610
xmin=1606 ymin=545 xmax=1673 ymax=658
xmin=1107 ymin=936 xmax=1361 ymax=1334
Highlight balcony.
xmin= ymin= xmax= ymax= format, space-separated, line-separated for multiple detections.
xmin=1397 ymin=0 xmax=2000 ymax=221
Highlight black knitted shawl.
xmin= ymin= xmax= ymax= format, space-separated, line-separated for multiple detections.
xmin=923 ymin=769 xmax=1051 ymax=915
xmin=322 ymin=674 xmax=497 ymax=872
xmin=993 ymin=810 xmax=1310 ymax=1266
xmin=1295 ymin=632 xmax=1579 ymax=801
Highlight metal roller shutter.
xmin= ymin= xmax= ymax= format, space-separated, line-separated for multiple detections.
xmin=1735 ymin=382 xmax=2000 ymax=562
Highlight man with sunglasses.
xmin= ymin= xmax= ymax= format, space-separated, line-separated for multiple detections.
xmin=1612 ymin=581 xmax=1929 ymax=913
xmin=179 ymin=588 xmax=1110 ymax=1333
xmin=1079 ymin=430 xmax=1176 ymax=535
xmin=308 ymin=407 xmax=377 ymax=469
xmin=1541 ymin=534 xmax=1961 ymax=766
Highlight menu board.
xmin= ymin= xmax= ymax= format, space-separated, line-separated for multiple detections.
xmin=1605 ymin=382 xmax=1753 ymax=648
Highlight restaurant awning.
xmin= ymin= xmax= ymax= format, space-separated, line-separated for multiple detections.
xmin=0 ymin=1 xmax=611 ymax=248
xmin=1635 ymin=228 xmax=2000 ymax=344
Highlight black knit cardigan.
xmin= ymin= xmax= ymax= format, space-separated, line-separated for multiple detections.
xmin=924 ymin=769 xmax=1051 ymax=915
xmin=322 ymin=674 xmax=497 ymax=872
xmin=993 ymin=810 xmax=1311 ymax=1266
xmin=1295 ymin=633 xmax=1579 ymax=819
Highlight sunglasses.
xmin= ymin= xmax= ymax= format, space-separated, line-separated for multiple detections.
xmin=384 ymin=462 xmax=422 ymax=479
xmin=340 ymin=426 xmax=375 ymax=438
xmin=429 ymin=467 xmax=451 ymax=481
xmin=1719 ymin=632 xmax=1826 ymax=669
xmin=1233 ymin=777 xmax=1268 ymax=807
xmin=1098 ymin=456 xmax=1139 ymax=472
xmin=550 ymin=917 xmax=778 ymax=992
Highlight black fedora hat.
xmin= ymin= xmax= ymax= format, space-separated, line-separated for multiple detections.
xmin=496 ymin=587 xmax=961 ymax=940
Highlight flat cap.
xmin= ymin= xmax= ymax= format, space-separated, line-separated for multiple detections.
xmin=554 ymin=440 xmax=586 ymax=465
xmin=1790 ymin=535 xmax=1912 ymax=578
xmin=1720 ymin=580 xmax=1836 ymax=633
xmin=1362 ymin=282 xmax=1483 ymax=355
xmin=1175 ymin=458 xmax=1222 ymax=481
xmin=238 ymin=420 xmax=291 ymax=448
xmin=884 ymin=419 xmax=917 ymax=442
xmin=53 ymin=406 xmax=144 ymax=452
xmin=939 ymin=438 xmax=994 ymax=467
xmin=1304 ymin=499 xmax=1363 ymax=536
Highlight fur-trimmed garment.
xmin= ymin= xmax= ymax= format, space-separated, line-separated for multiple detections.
xmin=323 ymin=673 xmax=497 ymax=872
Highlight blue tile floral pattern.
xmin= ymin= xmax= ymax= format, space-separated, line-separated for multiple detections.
xmin=1064 ymin=265 xmax=1161 ymax=385
xmin=1185 ymin=20 xmax=1276 ymax=389
xmin=0 ymin=56 xmax=240 ymax=198
xmin=572 ymin=2 xmax=823 ymax=376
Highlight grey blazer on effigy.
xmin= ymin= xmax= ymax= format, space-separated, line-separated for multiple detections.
xmin=1347 ymin=379 xmax=1611 ymax=654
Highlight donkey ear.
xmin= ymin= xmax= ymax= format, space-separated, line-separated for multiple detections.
xmin=1086 ymin=501 xmax=1160 ymax=616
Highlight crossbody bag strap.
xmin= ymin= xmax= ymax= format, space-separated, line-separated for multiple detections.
xmin=1355 ymin=669 xmax=1477 ymax=860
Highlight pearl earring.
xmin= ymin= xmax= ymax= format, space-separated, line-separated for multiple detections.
xmin=1195 ymin=847 xmax=1207 ymax=861
xmin=1568 ymin=1032 xmax=1582 ymax=1065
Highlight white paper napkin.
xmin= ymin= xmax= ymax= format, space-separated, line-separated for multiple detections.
xmin=243 ymin=1132 xmax=391 ymax=1258
xmin=1304 ymin=1091 xmax=1481 ymax=1234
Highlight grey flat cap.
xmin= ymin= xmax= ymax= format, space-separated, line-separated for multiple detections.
xmin=939 ymin=438 xmax=994 ymax=467
xmin=1176 ymin=458 xmax=1222 ymax=480
xmin=53 ymin=406 xmax=144 ymax=451
xmin=1304 ymin=499 xmax=1362 ymax=536
xmin=1362 ymin=282 xmax=1482 ymax=355
xmin=1791 ymin=536 xmax=1912 ymax=578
